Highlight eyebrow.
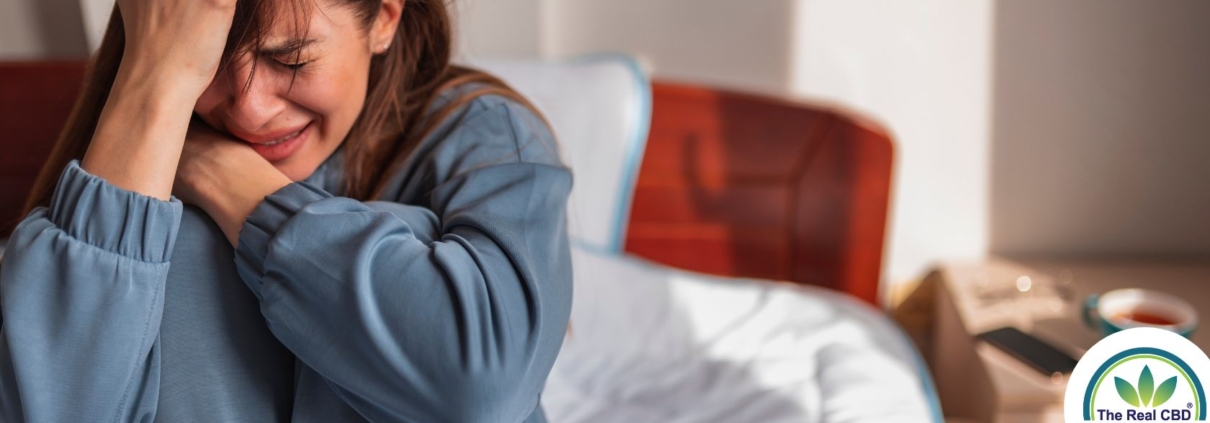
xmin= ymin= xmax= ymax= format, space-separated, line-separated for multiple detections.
xmin=257 ymin=38 xmax=319 ymax=57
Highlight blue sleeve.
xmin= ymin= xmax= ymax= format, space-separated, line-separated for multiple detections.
xmin=233 ymin=100 xmax=574 ymax=423
xmin=0 ymin=161 xmax=181 ymax=422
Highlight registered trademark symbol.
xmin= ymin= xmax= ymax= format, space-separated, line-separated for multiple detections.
xmin=1189 ymin=402 xmax=1194 ymax=409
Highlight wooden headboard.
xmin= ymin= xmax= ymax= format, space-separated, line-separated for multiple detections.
xmin=0 ymin=62 xmax=893 ymax=306
xmin=624 ymin=82 xmax=894 ymax=306
xmin=0 ymin=61 xmax=86 ymax=236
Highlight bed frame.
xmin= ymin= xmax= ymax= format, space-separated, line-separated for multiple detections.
xmin=625 ymin=82 xmax=894 ymax=307
xmin=0 ymin=62 xmax=893 ymax=307
xmin=0 ymin=61 xmax=85 ymax=241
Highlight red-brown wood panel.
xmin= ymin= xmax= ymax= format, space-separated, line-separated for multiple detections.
xmin=624 ymin=81 xmax=894 ymax=306
xmin=0 ymin=60 xmax=87 ymax=236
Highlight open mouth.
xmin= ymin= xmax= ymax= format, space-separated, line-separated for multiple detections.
xmin=261 ymin=128 xmax=304 ymax=146
xmin=243 ymin=122 xmax=312 ymax=162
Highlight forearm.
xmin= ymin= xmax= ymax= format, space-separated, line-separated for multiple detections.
xmin=188 ymin=157 xmax=290 ymax=247
xmin=0 ymin=162 xmax=179 ymax=422
xmin=207 ymin=177 xmax=290 ymax=247
xmin=232 ymin=164 xmax=573 ymax=422
xmin=81 ymin=62 xmax=199 ymax=201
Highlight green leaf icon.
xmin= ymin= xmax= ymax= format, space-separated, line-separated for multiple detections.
xmin=1153 ymin=377 xmax=1178 ymax=407
xmin=1140 ymin=366 xmax=1155 ymax=406
xmin=1117 ymin=377 xmax=1141 ymax=407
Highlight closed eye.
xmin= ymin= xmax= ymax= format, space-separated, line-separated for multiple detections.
xmin=276 ymin=60 xmax=310 ymax=70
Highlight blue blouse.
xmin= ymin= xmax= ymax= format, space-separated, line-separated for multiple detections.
xmin=0 ymin=91 xmax=573 ymax=422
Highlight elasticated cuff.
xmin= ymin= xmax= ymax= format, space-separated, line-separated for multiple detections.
xmin=234 ymin=182 xmax=332 ymax=296
xmin=47 ymin=160 xmax=182 ymax=263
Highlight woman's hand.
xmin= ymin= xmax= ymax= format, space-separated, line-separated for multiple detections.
xmin=176 ymin=121 xmax=293 ymax=247
xmin=80 ymin=0 xmax=238 ymax=200
xmin=116 ymin=0 xmax=238 ymax=98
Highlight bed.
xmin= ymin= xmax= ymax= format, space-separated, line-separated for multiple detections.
xmin=545 ymin=246 xmax=935 ymax=422
xmin=0 ymin=56 xmax=940 ymax=422
xmin=480 ymin=56 xmax=940 ymax=422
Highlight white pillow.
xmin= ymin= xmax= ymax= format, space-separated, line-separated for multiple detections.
xmin=469 ymin=55 xmax=651 ymax=254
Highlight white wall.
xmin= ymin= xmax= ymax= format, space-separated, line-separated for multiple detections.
xmin=790 ymin=1 xmax=995 ymax=285
xmin=989 ymin=0 xmax=1210 ymax=257
xmin=79 ymin=0 xmax=112 ymax=52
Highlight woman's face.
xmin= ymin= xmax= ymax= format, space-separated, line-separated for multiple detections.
xmin=194 ymin=0 xmax=395 ymax=181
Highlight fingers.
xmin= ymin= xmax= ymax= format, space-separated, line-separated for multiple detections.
xmin=114 ymin=0 xmax=238 ymax=100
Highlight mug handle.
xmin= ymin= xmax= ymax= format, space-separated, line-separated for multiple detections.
xmin=1082 ymin=294 xmax=1101 ymax=330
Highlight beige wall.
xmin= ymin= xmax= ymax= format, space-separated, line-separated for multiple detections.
xmin=456 ymin=0 xmax=795 ymax=94
xmin=990 ymin=0 xmax=1210 ymax=257
xmin=78 ymin=0 xmax=547 ymax=57
xmin=454 ymin=0 xmax=544 ymax=59
xmin=544 ymin=0 xmax=796 ymax=95
xmin=0 ymin=0 xmax=88 ymax=59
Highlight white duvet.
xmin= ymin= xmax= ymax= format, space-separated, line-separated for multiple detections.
xmin=542 ymin=246 xmax=936 ymax=423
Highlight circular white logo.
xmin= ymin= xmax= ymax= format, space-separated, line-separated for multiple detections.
xmin=1065 ymin=328 xmax=1210 ymax=422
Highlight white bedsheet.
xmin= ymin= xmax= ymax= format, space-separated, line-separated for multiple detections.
xmin=542 ymin=246 xmax=935 ymax=423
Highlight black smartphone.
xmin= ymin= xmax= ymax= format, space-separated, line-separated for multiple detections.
xmin=976 ymin=327 xmax=1078 ymax=375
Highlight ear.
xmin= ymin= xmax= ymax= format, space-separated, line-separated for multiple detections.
xmin=369 ymin=0 xmax=404 ymax=53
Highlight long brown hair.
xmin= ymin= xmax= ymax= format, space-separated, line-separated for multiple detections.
xmin=23 ymin=0 xmax=542 ymax=214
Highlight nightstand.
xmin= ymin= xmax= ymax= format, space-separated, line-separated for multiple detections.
xmin=894 ymin=257 xmax=1210 ymax=423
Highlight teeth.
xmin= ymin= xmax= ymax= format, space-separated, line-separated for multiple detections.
xmin=262 ymin=130 xmax=301 ymax=146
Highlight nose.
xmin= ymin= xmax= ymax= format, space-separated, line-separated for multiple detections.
xmin=218 ymin=60 xmax=288 ymax=135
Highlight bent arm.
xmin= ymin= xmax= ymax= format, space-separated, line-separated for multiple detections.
xmin=82 ymin=0 xmax=237 ymax=201
xmin=184 ymin=95 xmax=575 ymax=422
xmin=235 ymin=153 xmax=572 ymax=423
xmin=80 ymin=68 xmax=196 ymax=200
xmin=0 ymin=162 xmax=181 ymax=422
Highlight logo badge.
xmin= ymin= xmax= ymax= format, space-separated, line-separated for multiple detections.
xmin=1066 ymin=328 xmax=1210 ymax=421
